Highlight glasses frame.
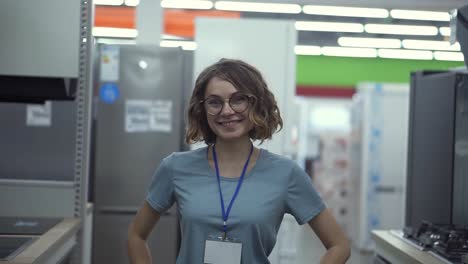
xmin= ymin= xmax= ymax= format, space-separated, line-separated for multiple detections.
xmin=200 ymin=92 xmax=256 ymax=116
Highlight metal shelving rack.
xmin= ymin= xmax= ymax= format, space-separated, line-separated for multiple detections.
xmin=71 ymin=0 xmax=94 ymax=263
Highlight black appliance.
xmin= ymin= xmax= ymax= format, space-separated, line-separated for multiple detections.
xmin=403 ymin=221 xmax=468 ymax=263
xmin=0 ymin=217 xmax=62 ymax=235
xmin=0 ymin=75 xmax=76 ymax=104
xmin=0 ymin=237 xmax=35 ymax=261
xmin=406 ymin=71 xmax=468 ymax=229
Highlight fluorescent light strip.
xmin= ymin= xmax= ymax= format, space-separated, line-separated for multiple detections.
xmin=338 ymin=37 xmax=401 ymax=48
xmin=96 ymin=38 xmax=137 ymax=45
xmin=162 ymin=34 xmax=186 ymax=40
xmin=321 ymin=46 xmax=377 ymax=58
xmin=365 ymin=24 xmax=438 ymax=36
xmin=402 ymin=40 xmax=460 ymax=51
xmin=303 ymin=5 xmax=388 ymax=18
xmin=378 ymin=49 xmax=433 ymax=60
xmin=160 ymin=40 xmax=197 ymax=50
xmin=161 ymin=0 xmax=213 ymax=10
xmin=390 ymin=9 xmax=450 ymax=22
xmin=94 ymin=0 xmax=124 ymax=5
xmin=124 ymin=0 xmax=139 ymax=6
xmin=93 ymin=27 xmax=138 ymax=38
xmin=296 ymin=21 xmax=364 ymax=33
xmin=215 ymin=1 xmax=301 ymax=14
xmin=294 ymin=45 xmax=321 ymax=55
xmin=433 ymin=51 xmax=465 ymax=61
xmin=439 ymin=27 xmax=451 ymax=37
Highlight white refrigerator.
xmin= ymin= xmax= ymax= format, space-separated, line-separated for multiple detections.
xmin=348 ymin=83 xmax=409 ymax=251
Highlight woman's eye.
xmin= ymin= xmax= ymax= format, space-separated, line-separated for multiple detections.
xmin=232 ymin=96 xmax=247 ymax=104
xmin=207 ymin=99 xmax=222 ymax=106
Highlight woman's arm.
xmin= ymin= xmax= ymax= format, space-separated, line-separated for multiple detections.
xmin=308 ymin=208 xmax=351 ymax=264
xmin=127 ymin=201 xmax=161 ymax=264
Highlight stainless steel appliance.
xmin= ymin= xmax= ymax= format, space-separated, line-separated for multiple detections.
xmin=0 ymin=217 xmax=61 ymax=261
xmin=0 ymin=101 xmax=77 ymax=182
xmin=0 ymin=217 xmax=62 ymax=235
xmin=92 ymin=45 xmax=191 ymax=264
xmin=0 ymin=237 xmax=35 ymax=261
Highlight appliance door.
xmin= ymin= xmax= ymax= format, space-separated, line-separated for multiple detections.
xmin=0 ymin=101 xmax=76 ymax=181
xmin=372 ymin=89 xmax=408 ymax=232
xmin=93 ymin=211 xmax=178 ymax=263
xmin=92 ymin=45 xmax=184 ymax=263
xmin=453 ymin=74 xmax=468 ymax=226
xmin=406 ymin=72 xmax=456 ymax=228
xmin=94 ymin=46 xmax=184 ymax=209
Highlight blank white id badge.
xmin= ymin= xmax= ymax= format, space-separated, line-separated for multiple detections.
xmin=204 ymin=235 xmax=242 ymax=264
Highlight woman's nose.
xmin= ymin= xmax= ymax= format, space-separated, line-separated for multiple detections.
xmin=220 ymin=101 xmax=235 ymax=115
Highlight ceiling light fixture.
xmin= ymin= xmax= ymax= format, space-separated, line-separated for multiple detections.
xmin=433 ymin=51 xmax=465 ymax=61
xmin=160 ymin=40 xmax=197 ymax=50
xmin=365 ymin=24 xmax=438 ymax=36
xmin=162 ymin=34 xmax=186 ymax=40
xmin=92 ymin=27 xmax=138 ymax=38
xmin=96 ymin=38 xmax=137 ymax=45
xmin=390 ymin=9 xmax=450 ymax=22
xmin=161 ymin=0 xmax=213 ymax=10
xmin=303 ymin=5 xmax=388 ymax=18
xmin=402 ymin=40 xmax=460 ymax=51
xmin=321 ymin=46 xmax=377 ymax=58
xmin=338 ymin=37 xmax=401 ymax=49
xmin=215 ymin=1 xmax=301 ymax=14
xmin=439 ymin=27 xmax=451 ymax=37
xmin=378 ymin=49 xmax=433 ymax=60
xmin=296 ymin=21 xmax=364 ymax=33
xmin=94 ymin=0 xmax=124 ymax=5
xmin=294 ymin=45 xmax=321 ymax=55
xmin=124 ymin=0 xmax=139 ymax=6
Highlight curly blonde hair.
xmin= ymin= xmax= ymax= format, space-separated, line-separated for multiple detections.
xmin=185 ymin=58 xmax=283 ymax=145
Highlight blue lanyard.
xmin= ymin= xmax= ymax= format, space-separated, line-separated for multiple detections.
xmin=212 ymin=143 xmax=254 ymax=239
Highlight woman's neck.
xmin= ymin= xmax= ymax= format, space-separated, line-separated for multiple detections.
xmin=212 ymin=137 xmax=253 ymax=163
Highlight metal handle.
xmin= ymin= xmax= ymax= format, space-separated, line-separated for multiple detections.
xmin=99 ymin=206 xmax=171 ymax=215
xmin=375 ymin=185 xmax=397 ymax=193
xmin=99 ymin=206 xmax=138 ymax=215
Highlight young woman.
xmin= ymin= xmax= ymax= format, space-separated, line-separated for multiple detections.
xmin=127 ymin=59 xmax=350 ymax=264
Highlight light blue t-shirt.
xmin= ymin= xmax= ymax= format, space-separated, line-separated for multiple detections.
xmin=146 ymin=147 xmax=325 ymax=264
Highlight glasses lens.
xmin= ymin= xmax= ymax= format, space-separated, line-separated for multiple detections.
xmin=230 ymin=94 xmax=250 ymax=113
xmin=204 ymin=96 xmax=223 ymax=115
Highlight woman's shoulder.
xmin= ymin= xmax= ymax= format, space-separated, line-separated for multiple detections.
xmin=165 ymin=146 xmax=208 ymax=165
xmin=259 ymin=148 xmax=298 ymax=169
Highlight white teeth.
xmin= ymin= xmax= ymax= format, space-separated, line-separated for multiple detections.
xmin=220 ymin=120 xmax=241 ymax=127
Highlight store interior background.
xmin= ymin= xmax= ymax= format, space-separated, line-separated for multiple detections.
xmin=0 ymin=0 xmax=467 ymax=263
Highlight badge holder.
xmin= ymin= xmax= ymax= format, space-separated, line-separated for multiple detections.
xmin=204 ymin=233 xmax=242 ymax=264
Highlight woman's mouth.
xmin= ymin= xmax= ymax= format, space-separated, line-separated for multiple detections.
xmin=218 ymin=120 xmax=242 ymax=128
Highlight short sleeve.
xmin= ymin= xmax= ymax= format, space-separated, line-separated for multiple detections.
xmin=286 ymin=164 xmax=326 ymax=225
xmin=145 ymin=155 xmax=175 ymax=213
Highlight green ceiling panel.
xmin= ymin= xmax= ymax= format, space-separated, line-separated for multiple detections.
xmin=297 ymin=55 xmax=464 ymax=87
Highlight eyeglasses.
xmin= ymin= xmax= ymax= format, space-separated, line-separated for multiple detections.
xmin=200 ymin=92 xmax=255 ymax=116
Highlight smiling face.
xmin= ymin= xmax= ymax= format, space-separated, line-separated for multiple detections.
xmin=203 ymin=76 xmax=254 ymax=143
xmin=185 ymin=58 xmax=283 ymax=145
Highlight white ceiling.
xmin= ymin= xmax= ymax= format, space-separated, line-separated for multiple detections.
xmin=245 ymin=0 xmax=466 ymax=12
